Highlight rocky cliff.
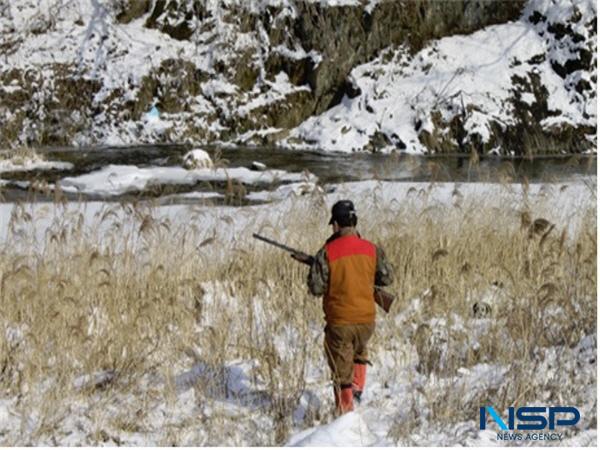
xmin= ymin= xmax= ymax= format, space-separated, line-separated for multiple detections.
xmin=0 ymin=0 xmax=595 ymax=154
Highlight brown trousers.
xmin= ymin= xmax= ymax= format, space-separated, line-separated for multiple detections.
xmin=324 ymin=323 xmax=375 ymax=386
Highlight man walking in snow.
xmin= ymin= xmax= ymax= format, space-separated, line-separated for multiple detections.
xmin=306 ymin=200 xmax=394 ymax=414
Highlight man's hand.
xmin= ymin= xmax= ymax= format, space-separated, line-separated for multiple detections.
xmin=291 ymin=252 xmax=314 ymax=265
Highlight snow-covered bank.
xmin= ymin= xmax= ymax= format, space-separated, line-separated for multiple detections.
xmin=58 ymin=164 xmax=316 ymax=196
xmin=0 ymin=159 xmax=73 ymax=173
xmin=1 ymin=178 xmax=595 ymax=248
xmin=285 ymin=0 xmax=596 ymax=154
xmin=0 ymin=148 xmax=74 ymax=173
xmin=0 ymin=0 xmax=594 ymax=153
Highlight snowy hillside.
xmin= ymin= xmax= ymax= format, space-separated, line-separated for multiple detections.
xmin=1 ymin=0 xmax=594 ymax=154
xmin=285 ymin=0 xmax=597 ymax=154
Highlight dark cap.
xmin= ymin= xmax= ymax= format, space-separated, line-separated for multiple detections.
xmin=329 ymin=200 xmax=357 ymax=226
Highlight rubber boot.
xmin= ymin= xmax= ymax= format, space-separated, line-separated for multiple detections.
xmin=334 ymin=386 xmax=354 ymax=414
xmin=352 ymin=363 xmax=367 ymax=403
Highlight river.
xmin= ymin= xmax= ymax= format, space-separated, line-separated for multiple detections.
xmin=0 ymin=145 xmax=596 ymax=204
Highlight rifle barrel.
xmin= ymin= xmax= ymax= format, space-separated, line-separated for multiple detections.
xmin=252 ymin=233 xmax=304 ymax=255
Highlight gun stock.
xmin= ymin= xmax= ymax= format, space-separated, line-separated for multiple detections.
xmin=374 ymin=287 xmax=395 ymax=313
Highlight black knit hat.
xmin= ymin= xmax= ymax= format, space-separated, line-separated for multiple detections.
xmin=329 ymin=200 xmax=357 ymax=226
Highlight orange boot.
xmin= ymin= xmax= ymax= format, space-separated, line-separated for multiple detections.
xmin=352 ymin=363 xmax=367 ymax=403
xmin=334 ymin=385 xmax=354 ymax=414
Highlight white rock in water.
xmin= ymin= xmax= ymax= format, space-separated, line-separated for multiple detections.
xmin=251 ymin=161 xmax=267 ymax=171
xmin=183 ymin=149 xmax=213 ymax=170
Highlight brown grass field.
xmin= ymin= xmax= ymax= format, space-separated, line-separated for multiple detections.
xmin=0 ymin=181 xmax=596 ymax=445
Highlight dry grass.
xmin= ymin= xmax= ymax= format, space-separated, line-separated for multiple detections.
xmin=0 ymin=146 xmax=45 ymax=166
xmin=0 ymin=184 xmax=596 ymax=445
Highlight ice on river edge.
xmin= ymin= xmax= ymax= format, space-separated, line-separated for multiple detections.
xmin=57 ymin=164 xmax=317 ymax=197
xmin=0 ymin=158 xmax=73 ymax=174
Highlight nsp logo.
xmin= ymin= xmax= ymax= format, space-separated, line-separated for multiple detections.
xmin=479 ymin=406 xmax=580 ymax=431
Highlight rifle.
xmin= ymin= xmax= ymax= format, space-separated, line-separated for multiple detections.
xmin=253 ymin=233 xmax=396 ymax=313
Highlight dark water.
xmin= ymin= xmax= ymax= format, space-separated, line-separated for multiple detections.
xmin=0 ymin=144 xmax=596 ymax=204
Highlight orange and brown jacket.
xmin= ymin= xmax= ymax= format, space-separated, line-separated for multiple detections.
xmin=308 ymin=228 xmax=393 ymax=325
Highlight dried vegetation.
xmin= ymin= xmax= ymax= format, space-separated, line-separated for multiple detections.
xmin=0 ymin=179 xmax=596 ymax=444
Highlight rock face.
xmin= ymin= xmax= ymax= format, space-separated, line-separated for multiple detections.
xmin=0 ymin=0 xmax=595 ymax=154
xmin=284 ymin=0 xmax=597 ymax=154
xmin=286 ymin=0 xmax=525 ymax=113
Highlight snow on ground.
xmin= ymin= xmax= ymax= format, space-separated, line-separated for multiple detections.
xmin=1 ymin=179 xmax=595 ymax=247
xmin=0 ymin=179 xmax=595 ymax=247
xmin=283 ymin=305 xmax=597 ymax=446
xmin=0 ymin=178 xmax=596 ymax=445
xmin=245 ymin=181 xmax=323 ymax=202
xmin=288 ymin=411 xmax=377 ymax=446
xmin=0 ymin=157 xmax=73 ymax=173
xmin=162 ymin=191 xmax=225 ymax=201
xmin=1 ymin=312 xmax=591 ymax=446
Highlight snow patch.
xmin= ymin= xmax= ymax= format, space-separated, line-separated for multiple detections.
xmin=0 ymin=158 xmax=73 ymax=173
xmin=59 ymin=164 xmax=317 ymax=196
xmin=287 ymin=411 xmax=377 ymax=446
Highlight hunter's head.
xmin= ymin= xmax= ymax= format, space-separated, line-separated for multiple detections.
xmin=329 ymin=200 xmax=357 ymax=232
